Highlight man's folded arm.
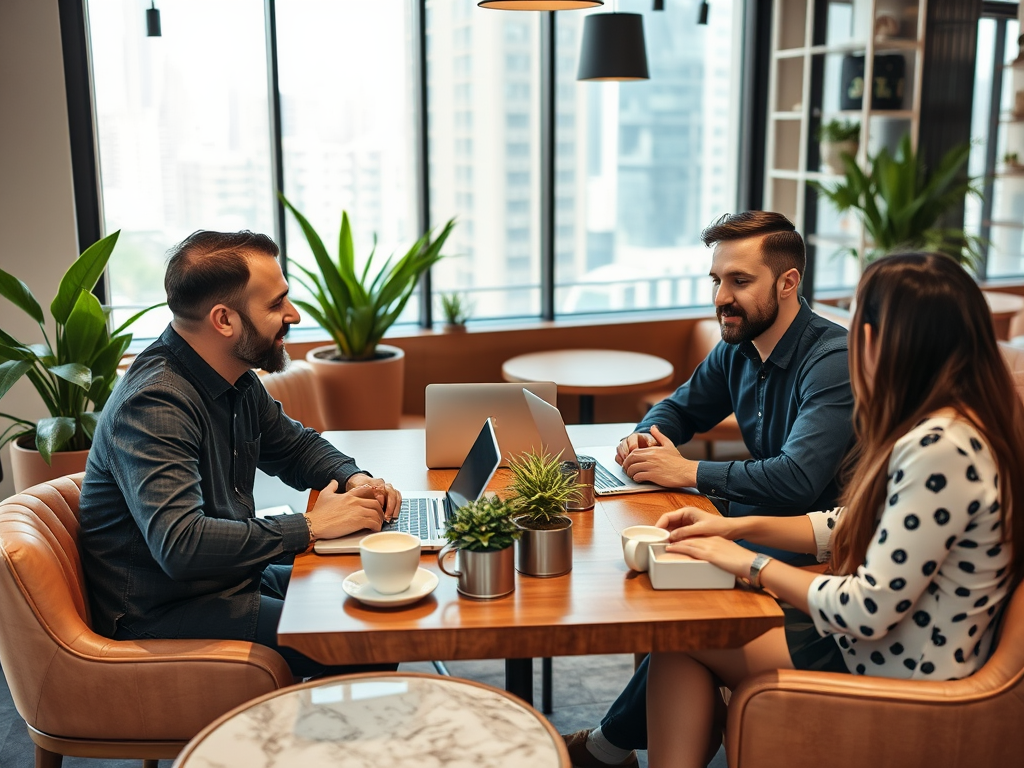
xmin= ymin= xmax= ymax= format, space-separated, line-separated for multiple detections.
xmin=107 ymin=388 xmax=312 ymax=582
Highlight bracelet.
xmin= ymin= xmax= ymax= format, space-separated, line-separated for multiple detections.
xmin=303 ymin=514 xmax=316 ymax=544
xmin=749 ymin=553 xmax=772 ymax=589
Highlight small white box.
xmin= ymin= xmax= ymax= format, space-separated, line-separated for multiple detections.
xmin=647 ymin=544 xmax=735 ymax=590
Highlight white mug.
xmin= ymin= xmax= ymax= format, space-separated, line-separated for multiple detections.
xmin=621 ymin=525 xmax=670 ymax=572
xmin=359 ymin=531 xmax=421 ymax=594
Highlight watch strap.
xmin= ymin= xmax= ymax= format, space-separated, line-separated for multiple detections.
xmin=749 ymin=553 xmax=772 ymax=589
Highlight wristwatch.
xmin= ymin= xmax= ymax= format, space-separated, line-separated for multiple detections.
xmin=749 ymin=553 xmax=773 ymax=589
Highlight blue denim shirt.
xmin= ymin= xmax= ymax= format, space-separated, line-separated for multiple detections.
xmin=79 ymin=326 xmax=365 ymax=641
xmin=637 ymin=299 xmax=853 ymax=519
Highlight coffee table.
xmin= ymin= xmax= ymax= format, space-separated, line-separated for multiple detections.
xmin=501 ymin=349 xmax=674 ymax=423
xmin=172 ymin=672 xmax=570 ymax=768
xmin=276 ymin=424 xmax=783 ymax=705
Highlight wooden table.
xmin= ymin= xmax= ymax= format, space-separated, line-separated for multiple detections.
xmin=501 ymin=349 xmax=674 ymax=423
xmin=983 ymin=291 xmax=1024 ymax=341
xmin=173 ymin=672 xmax=570 ymax=768
xmin=277 ymin=424 xmax=783 ymax=705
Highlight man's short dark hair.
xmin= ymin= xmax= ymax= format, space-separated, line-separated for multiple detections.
xmin=700 ymin=211 xmax=805 ymax=279
xmin=164 ymin=231 xmax=280 ymax=323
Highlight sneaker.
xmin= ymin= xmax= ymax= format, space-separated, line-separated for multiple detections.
xmin=562 ymin=729 xmax=639 ymax=768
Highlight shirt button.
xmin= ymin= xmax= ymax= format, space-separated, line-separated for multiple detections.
xmin=758 ymin=411 xmax=762 ymax=418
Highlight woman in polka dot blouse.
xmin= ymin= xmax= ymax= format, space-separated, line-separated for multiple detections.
xmin=644 ymin=253 xmax=1024 ymax=768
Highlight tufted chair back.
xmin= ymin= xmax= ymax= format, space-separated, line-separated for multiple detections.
xmin=0 ymin=474 xmax=292 ymax=765
xmin=260 ymin=360 xmax=328 ymax=433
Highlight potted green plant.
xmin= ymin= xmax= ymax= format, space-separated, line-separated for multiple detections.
xmin=279 ymin=193 xmax=456 ymax=430
xmin=438 ymin=291 xmax=472 ymax=332
xmin=817 ymin=118 xmax=860 ymax=174
xmin=1003 ymin=151 xmax=1023 ymax=173
xmin=0 ymin=231 xmax=161 ymax=491
xmin=814 ymin=134 xmax=983 ymax=270
xmin=507 ymin=451 xmax=582 ymax=578
xmin=437 ymin=497 xmax=521 ymax=599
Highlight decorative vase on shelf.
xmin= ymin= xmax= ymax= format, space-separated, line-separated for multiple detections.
xmin=821 ymin=140 xmax=860 ymax=174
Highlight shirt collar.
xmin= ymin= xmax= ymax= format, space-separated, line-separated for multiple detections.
xmin=736 ymin=297 xmax=814 ymax=370
xmin=160 ymin=325 xmax=237 ymax=400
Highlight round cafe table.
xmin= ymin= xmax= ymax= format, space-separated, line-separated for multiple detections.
xmin=502 ymin=348 xmax=674 ymax=424
xmin=983 ymin=290 xmax=1024 ymax=341
xmin=173 ymin=672 xmax=569 ymax=768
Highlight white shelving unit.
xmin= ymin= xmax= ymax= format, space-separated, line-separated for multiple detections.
xmin=764 ymin=0 xmax=929 ymax=275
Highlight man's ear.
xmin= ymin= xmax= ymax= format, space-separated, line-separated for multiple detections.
xmin=209 ymin=304 xmax=237 ymax=339
xmin=777 ymin=267 xmax=801 ymax=299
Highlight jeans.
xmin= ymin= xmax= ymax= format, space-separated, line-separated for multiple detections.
xmin=601 ymin=654 xmax=650 ymax=750
xmin=257 ymin=564 xmax=397 ymax=679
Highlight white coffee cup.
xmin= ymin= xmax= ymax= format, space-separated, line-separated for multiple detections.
xmin=359 ymin=531 xmax=421 ymax=594
xmin=621 ymin=525 xmax=671 ymax=572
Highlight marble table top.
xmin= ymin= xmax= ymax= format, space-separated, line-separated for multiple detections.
xmin=174 ymin=673 xmax=567 ymax=768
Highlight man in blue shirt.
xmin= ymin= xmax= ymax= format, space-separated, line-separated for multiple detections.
xmin=80 ymin=230 xmax=402 ymax=679
xmin=566 ymin=211 xmax=854 ymax=768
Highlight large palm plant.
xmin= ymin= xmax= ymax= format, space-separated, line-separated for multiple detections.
xmin=814 ymin=134 xmax=983 ymax=269
xmin=280 ymin=194 xmax=456 ymax=361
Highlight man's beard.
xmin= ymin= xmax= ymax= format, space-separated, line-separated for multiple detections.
xmin=233 ymin=310 xmax=290 ymax=373
xmin=717 ymin=288 xmax=779 ymax=345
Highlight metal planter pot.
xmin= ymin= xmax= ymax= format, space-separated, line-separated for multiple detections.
xmin=437 ymin=543 xmax=516 ymax=600
xmin=515 ymin=516 xmax=573 ymax=578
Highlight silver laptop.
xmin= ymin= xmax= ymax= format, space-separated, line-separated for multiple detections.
xmin=314 ymin=419 xmax=501 ymax=554
xmin=522 ymin=389 xmax=664 ymax=496
xmin=425 ymin=381 xmax=558 ymax=468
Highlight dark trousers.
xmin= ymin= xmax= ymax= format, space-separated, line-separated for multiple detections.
xmin=601 ymin=654 xmax=650 ymax=749
xmin=257 ymin=564 xmax=397 ymax=679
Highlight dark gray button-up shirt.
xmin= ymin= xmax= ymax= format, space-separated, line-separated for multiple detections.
xmin=637 ymin=299 xmax=853 ymax=519
xmin=79 ymin=326 xmax=364 ymax=641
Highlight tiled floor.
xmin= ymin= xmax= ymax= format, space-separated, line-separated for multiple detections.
xmin=0 ymin=655 xmax=728 ymax=767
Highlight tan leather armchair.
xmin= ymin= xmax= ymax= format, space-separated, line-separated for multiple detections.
xmin=260 ymin=359 xmax=328 ymax=433
xmin=639 ymin=318 xmax=744 ymax=458
xmin=0 ymin=474 xmax=293 ymax=768
xmin=725 ymin=582 xmax=1024 ymax=767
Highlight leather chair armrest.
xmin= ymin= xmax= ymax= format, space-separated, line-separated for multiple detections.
xmin=726 ymin=669 xmax=1024 ymax=768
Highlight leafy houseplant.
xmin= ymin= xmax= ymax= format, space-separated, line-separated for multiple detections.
xmin=817 ymin=119 xmax=860 ymax=174
xmin=280 ymin=193 xmax=456 ymax=361
xmin=814 ymin=134 xmax=983 ymax=270
xmin=439 ymin=291 xmax=472 ymax=330
xmin=507 ymin=451 xmax=582 ymax=577
xmin=0 ymin=231 xmax=159 ymax=467
xmin=437 ymin=497 xmax=520 ymax=600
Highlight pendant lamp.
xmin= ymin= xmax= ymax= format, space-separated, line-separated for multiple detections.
xmin=577 ymin=13 xmax=649 ymax=81
xmin=478 ymin=1 xmax=602 ymax=9
xmin=146 ymin=1 xmax=161 ymax=37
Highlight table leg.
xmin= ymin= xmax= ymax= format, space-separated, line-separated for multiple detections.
xmin=541 ymin=657 xmax=553 ymax=714
xmin=579 ymin=394 xmax=594 ymax=425
xmin=505 ymin=658 xmax=534 ymax=705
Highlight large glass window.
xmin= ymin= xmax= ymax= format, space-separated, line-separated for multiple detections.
xmin=426 ymin=0 xmax=542 ymax=320
xmin=88 ymin=0 xmax=274 ymax=336
xmin=276 ymin=0 xmax=419 ymax=329
xmin=554 ymin=0 xmax=741 ymax=315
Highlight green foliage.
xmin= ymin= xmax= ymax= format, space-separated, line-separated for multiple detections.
xmin=506 ymin=451 xmax=582 ymax=527
xmin=0 ymin=232 xmax=163 ymax=463
xmin=816 ymin=118 xmax=860 ymax=143
xmin=439 ymin=292 xmax=472 ymax=325
xmin=813 ymin=134 xmax=983 ymax=269
xmin=443 ymin=497 xmax=522 ymax=552
xmin=280 ymin=193 xmax=456 ymax=360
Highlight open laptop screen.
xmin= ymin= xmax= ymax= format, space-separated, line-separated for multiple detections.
xmin=446 ymin=418 xmax=501 ymax=511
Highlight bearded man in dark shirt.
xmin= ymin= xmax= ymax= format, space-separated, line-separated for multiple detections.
xmin=80 ymin=230 xmax=401 ymax=677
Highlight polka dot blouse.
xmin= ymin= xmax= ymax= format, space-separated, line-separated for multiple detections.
xmin=806 ymin=413 xmax=1013 ymax=680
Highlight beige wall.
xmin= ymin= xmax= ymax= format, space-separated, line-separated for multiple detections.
xmin=0 ymin=0 xmax=80 ymax=498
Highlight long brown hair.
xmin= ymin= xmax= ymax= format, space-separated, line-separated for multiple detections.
xmin=831 ymin=253 xmax=1024 ymax=587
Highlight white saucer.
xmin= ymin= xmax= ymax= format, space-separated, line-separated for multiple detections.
xmin=342 ymin=568 xmax=439 ymax=608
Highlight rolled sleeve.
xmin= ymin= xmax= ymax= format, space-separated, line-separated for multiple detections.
xmin=807 ymin=508 xmax=841 ymax=562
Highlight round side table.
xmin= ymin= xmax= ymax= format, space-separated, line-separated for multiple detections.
xmin=172 ymin=672 xmax=570 ymax=768
xmin=502 ymin=348 xmax=674 ymax=423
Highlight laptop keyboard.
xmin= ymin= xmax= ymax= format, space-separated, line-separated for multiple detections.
xmin=594 ymin=463 xmax=625 ymax=490
xmin=384 ymin=497 xmax=434 ymax=539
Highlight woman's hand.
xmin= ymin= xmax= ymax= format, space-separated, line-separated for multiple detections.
xmin=656 ymin=506 xmax=736 ymax=541
xmin=666 ymin=536 xmax=756 ymax=579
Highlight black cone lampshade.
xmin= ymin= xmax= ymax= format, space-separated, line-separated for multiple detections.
xmin=146 ymin=1 xmax=161 ymax=37
xmin=577 ymin=13 xmax=649 ymax=81
xmin=478 ymin=1 xmax=602 ymax=9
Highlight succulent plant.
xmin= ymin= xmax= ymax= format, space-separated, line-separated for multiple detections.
xmin=443 ymin=497 xmax=522 ymax=552
xmin=506 ymin=451 xmax=582 ymax=529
